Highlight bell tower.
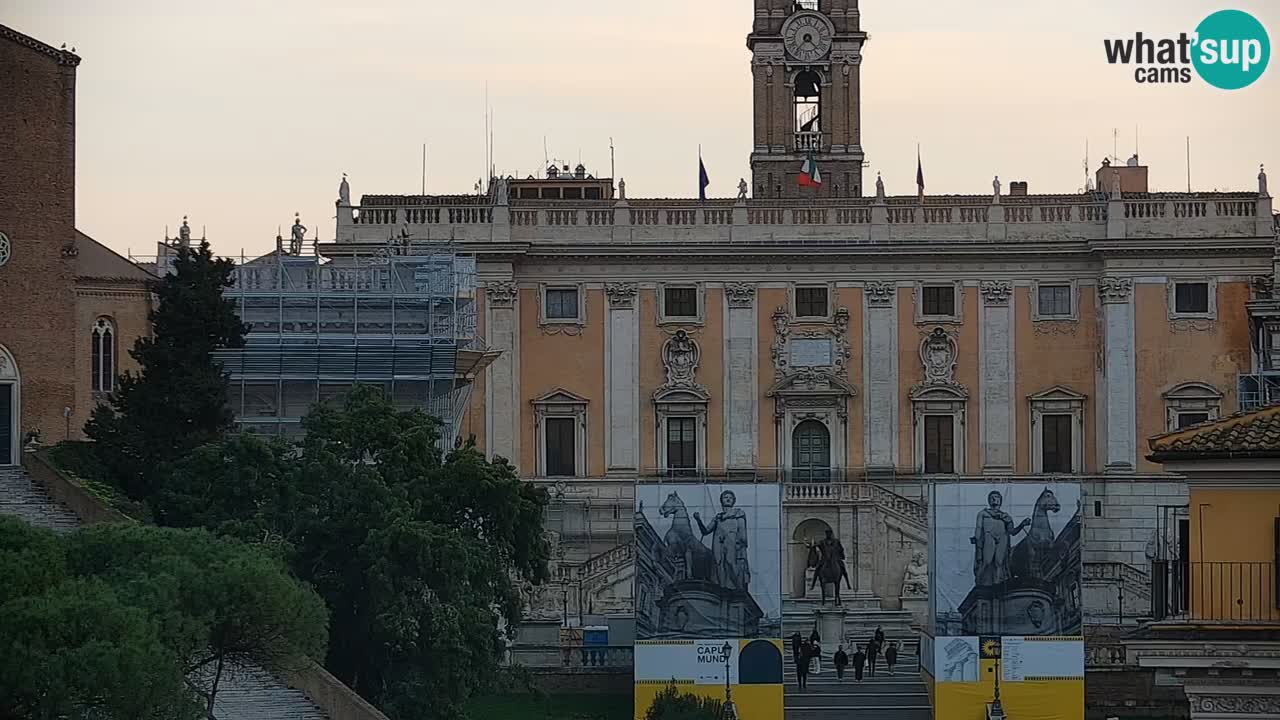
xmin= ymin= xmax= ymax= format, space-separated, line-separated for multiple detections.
xmin=748 ymin=0 xmax=867 ymax=198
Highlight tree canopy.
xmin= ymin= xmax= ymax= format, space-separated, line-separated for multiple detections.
xmin=0 ymin=518 xmax=327 ymax=719
xmin=85 ymin=239 xmax=247 ymax=500
xmin=643 ymin=682 xmax=724 ymax=720
xmin=157 ymin=385 xmax=551 ymax=719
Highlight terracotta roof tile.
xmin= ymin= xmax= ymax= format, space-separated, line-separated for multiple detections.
xmin=1147 ymin=405 xmax=1280 ymax=460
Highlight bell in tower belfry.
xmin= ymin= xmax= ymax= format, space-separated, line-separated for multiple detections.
xmin=747 ymin=0 xmax=866 ymax=198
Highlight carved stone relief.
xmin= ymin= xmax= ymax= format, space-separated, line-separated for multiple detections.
xmin=979 ymin=280 xmax=1012 ymax=307
xmin=487 ymin=280 xmax=518 ymax=308
xmin=1098 ymin=277 xmax=1133 ymax=304
xmin=605 ymin=282 xmax=638 ymax=309
xmin=919 ymin=327 xmax=958 ymax=386
xmin=865 ymin=281 xmax=895 ymax=307
xmin=725 ymin=282 xmax=756 ymax=308
xmin=660 ymin=330 xmax=705 ymax=393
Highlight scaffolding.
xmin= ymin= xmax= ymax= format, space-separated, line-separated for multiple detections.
xmin=209 ymin=239 xmax=491 ymax=446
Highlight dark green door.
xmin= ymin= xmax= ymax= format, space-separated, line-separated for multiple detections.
xmin=0 ymin=385 xmax=11 ymax=465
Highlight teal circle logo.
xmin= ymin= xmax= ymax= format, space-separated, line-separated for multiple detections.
xmin=1192 ymin=9 xmax=1270 ymax=89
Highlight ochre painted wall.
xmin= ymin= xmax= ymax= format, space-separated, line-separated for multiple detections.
xmin=1013 ymin=285 xmax=1099 ymax=474
xmin=838 ymin=287 xmax=865 ymax=470
xmin=1190 ymin=488 xmax=1280 ymax=564
xmin=934 ymin=660 xmax=1083 ymax=720
xmin=1134 ymin=281 xmax=1251 ymax=472
xmin=897 ymin=287 xmax=923 ymax=471
xmin=1188 ymin=487 xmax=1280 ymax=620
xmin=519 ymin=287 xmax=606 ymax=475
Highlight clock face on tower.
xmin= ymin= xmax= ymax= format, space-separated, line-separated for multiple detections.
xmin=782 ymin=12 xmax=834 ymax=63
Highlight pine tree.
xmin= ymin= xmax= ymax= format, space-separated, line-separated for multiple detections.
xmin=86 ymin=241 xmax=247 ymax=500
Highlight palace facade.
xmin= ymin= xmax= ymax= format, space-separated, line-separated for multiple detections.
xmin=317 ymin=0 xmax=1278 ymax=638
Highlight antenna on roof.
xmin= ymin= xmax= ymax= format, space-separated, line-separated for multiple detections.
xmin=422 ymin=143 xmax=427 ymax=195
xmin=543 ymin=136 xmax=549 ymax=178
xmin=1186 ymin=136 xmax=1192 ymax=193
xmin=610 ymin=137 xmax=615 ymax=181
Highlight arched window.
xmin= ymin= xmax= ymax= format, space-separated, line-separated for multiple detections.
xmin=794 ymin=70 xmax=823 ymax=151
xmin=792 ymin=420 xmax=831 ymax=482
xmin=92 ymin=318 xmax=115 ymax=393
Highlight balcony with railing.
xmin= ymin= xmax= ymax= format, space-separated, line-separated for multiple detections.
xmin=1151 ymin=560 xmax=1279 ymax=624
xmin=794 ymin=131 xmax=823 ymax=152
xmin=508 ymin=644 xmax=634 ymax=671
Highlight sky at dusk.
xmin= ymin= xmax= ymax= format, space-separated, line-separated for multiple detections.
xmin=7 ymin=0 xmax=1279 ymax=258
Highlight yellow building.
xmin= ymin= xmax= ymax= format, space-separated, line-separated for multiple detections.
xmin=1124 ymin=408 xmax=1280 ymax=719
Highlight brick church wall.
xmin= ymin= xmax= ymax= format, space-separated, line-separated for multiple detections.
xmin=0 ymin=27 xmax=80 ymax=447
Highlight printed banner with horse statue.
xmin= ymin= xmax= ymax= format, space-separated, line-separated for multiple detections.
xmin=633 ymin=483 xmax=783 ymax=640
xmin=930 ymin=481 xmax=1083 ymax=638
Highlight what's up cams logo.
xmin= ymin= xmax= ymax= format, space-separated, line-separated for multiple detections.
xmin=1104 ymin=9 xmax=1270 ymax=89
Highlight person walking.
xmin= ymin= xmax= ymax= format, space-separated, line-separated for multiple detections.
xmin=833 ymin=645 xmax=849 ymax=681
xmin=851 ymin=644 xmax=867 ymax=682
xmin=790 ymin=631 xmax=803 ymax=670
xmin=796 ymin=641 xmax=812 ymax=691
xmin=885 ymin=640 xmax=899 ymax=676
xmin=866 ymin=636 xmax=879 ymax=677
xmin=808 ymin=625 xmax=822 ymax=674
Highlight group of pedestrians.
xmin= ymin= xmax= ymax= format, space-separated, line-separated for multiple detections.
xmin=792 ymin=625 xmax=902 ymax=690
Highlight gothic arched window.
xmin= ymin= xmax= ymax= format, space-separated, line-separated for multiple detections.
xmin=792 ymin=419 xmax=831 ymax=482
xmin=92 ymin=318 xmax=115 ymax=393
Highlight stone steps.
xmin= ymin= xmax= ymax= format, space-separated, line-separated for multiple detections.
xmin=783 ymin=640 xmax=932 ymax=720
xmin=0 ymin=467 xmax=82 ymax=532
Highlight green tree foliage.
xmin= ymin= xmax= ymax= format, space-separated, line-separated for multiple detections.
xmin=643 ymin=682 xmax=724 ymax=720
xmin=85 ymin=240 xmax=248 ymax=499
xmin=159 ymin=385 xmax=552 ymax=719
xmin=0 ymin=518 xmax=327 ymax=719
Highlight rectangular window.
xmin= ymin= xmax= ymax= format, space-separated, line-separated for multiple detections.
xmin=1037 ymin=285 xmax=1072 ymax=317
xmin=664 ymin=287 xmax=698 ymax=318
xmin=1042 ymin=414 xmax=1073 ymax=473
xmin=1174 ymin=282 xmax=1210 ymax=314
xmin=545 ymin=417 xmax=576 ymax=477
xmin=795 ymin=287 xmax=829 ymax=318
xmin=923 ymin=415 xmax=954 ymax=474
xmin=922 ymin=286 xmax=956 ymax=317
xmin=545 ymin=288 xmax=579 ymax=320
xmin=1176 ymin=411 xmax=1210 ymax=429
xmin=666 ymin=417 xmax=697 ymax=472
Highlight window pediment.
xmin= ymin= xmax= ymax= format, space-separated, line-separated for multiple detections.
xmin=1028 ymin=385 xmax=1087 ymax=407
xmin=653 ymin=386 xmax=710 ymax=405
xmin=1162 ymin=382 xmax=1222 ymax=402
xmin=531 ymin=388 xmax=590 ymax=408
xmin=909 ymin=383 xmax=968 ymax=403
xmin=766 ymin=369 xmax=857 ymax=398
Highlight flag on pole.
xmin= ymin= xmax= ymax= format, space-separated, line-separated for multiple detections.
xmin=799 ymin=151 xmax=822 ymax=188
xmin=698 ymin=148 xmax=710 ymax=201
xmin=916 ymin=145 xmax=925 ymax=197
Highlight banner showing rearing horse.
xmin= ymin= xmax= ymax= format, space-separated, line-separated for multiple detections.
xmin=634 ymin=483 xmax=782 ymax=640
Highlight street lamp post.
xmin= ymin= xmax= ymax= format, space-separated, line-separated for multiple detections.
xmin=720 ymin=642 xmax=738 ymax=720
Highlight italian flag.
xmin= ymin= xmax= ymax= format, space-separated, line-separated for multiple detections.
xmin=799 ymin=151 xmax=822 ymax=188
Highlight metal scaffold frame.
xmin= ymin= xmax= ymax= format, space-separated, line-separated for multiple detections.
xmin=210 ymin=238 xmax=485 ymax=446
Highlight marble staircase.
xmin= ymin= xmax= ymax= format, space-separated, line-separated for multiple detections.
xmin=784 ymin=633 xmax=930 ymax=720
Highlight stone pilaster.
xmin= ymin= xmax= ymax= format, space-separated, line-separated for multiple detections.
xmin=863 ymin=281 xmax=898 ymax=469
xmin=979 ymin=281 xmax=1014 ymax=472
xmin=605 ymin=282 xmax=640 ymax=473
xmin=724 ymin=283 xmax=758 ymax=470
xmin=1100 ymin=276 xmax=1136 ymax=471
xmin=485 ymin=280 xmax=519 ymax=467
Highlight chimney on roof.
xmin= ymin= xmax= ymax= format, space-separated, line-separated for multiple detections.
xmin=1096 ymin=157 xmax=1149 ymax=194
xmin=1008 ymin=181 xmax=1028 ymax=197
